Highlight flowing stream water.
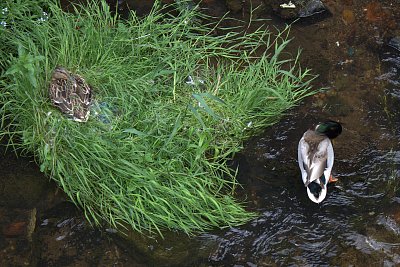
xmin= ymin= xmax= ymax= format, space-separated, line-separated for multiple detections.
xmin=0 ymin=0 xmax=399 ymax=266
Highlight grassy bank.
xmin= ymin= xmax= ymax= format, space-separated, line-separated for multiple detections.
xmin=0 ymin=0 xmax=316 ymax=235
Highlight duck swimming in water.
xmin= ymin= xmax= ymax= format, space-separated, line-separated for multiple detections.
xmin=298 ymin=120 xmax=342 ymax=203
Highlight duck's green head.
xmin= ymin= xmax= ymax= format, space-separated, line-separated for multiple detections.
xmin=316 ymin=120 xmax=342 ymax=139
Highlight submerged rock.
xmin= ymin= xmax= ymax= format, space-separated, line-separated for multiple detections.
xmin=365 ymin=2 xmax=384 ymax=22
xmin=342 ymin=9 xmax=355 ymax=25
xmin=2 ymin=209 xmax=37 ymax=241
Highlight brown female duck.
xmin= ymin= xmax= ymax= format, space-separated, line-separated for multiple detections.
xmin=49 ymin=66 xmax=92 ymax=122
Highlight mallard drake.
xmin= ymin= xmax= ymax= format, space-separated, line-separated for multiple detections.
xmin=49 ymin=66 xmax=92 ymax=122
xmin=298 ymin=120 xmax=342 ymax=203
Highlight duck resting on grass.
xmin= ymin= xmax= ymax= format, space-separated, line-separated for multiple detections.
xmin=49 ymin=66 xmax=92 ymax=122
xmin=298 ymin=120 xmax=342 ymax=203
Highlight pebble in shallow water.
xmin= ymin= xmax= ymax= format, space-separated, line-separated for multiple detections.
xmin=342 ymin=9 xmax=355 ymax=24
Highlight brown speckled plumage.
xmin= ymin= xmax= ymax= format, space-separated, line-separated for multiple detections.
xmin=49 ymin=66 xmax=92 ymax=122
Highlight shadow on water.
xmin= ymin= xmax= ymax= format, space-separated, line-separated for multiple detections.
xmin=1 ymin=0 xmax=400 ymax=266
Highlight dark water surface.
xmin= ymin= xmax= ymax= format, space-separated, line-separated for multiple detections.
xmin=1 ymin=0 xmax=400 ymax=266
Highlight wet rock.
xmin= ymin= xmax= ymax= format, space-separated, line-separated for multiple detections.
xmin=271 ymin=0 xmax=328 ymax=20
xmin=298 ymin=0 xmax=325 ymax=18
xmin=388 ymin=37 xmax=400 ymax=52
xmin=342 ymin=9 xmax=355 ymax=25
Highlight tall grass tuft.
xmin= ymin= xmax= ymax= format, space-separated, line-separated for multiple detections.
xmin=0 ymin=0 xmax=317 ymax=235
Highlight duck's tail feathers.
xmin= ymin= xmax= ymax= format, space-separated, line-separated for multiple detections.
xmin=306 ymin=185 xmax=327 ymax=204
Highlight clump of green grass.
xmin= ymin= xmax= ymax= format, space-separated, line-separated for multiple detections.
xmin=0 ymin=0 xmax=316 ymax=235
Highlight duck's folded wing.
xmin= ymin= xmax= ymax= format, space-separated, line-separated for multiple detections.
xmin=298 ymin=137 xmax=309 ymax=185
xmin=307 ymin=139 xmax=330 ymax=186
xmin=323 ymin=140 xmax=334 ymax=182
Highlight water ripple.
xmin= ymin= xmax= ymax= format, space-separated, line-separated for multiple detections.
xmin=344 ymin=232 xmax=400 ymax=265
